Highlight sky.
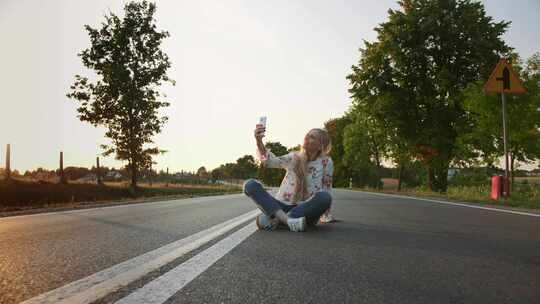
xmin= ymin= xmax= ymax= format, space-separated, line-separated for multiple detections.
xmin=0 ymin=0 xmax=539 ymax=173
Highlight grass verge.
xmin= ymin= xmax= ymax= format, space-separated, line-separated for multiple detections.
xmin=0 ymin=178 xmax=242 ymax=215
xmin=350 ymin=183 xmax=540 ymax=211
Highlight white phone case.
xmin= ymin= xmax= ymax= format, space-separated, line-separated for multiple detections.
xmin=259 ymin=116 xmax=267 ymax=128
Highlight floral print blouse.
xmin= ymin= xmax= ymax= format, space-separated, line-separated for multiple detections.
xmin=257 ymin=149 xmax=334 ymax=205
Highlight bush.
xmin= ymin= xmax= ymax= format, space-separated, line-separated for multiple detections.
xmin=448 ymin=168 xmax=490 ymax=187
xmin=0 ymin=179 xmax=241 ymax=212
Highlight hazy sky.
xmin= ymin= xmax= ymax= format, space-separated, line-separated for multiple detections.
xmin=1 ymin=0 xmax=539 ymax=173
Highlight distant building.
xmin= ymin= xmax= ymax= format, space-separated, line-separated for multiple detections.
xmin=173 ymin=172 xmax=193 ymax=179
xmin=77 ymin=174 xmax=97 ymax=183
xmin=105 ymin=171 xmax=123 ymax=180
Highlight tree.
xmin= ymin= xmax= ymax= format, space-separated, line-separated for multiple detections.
xmin=347 ymin=0 xmax=511 ymax=192
xmin=325 ymin=115 xmax=353 ymax=187
xmin=63 ymin=167 xmax=91 ymax=181
xmin=67 ymin=1 xmax=174 ymax=189
xmin=288 ymin=145 xmax=301 ymax=152
xmin=210 ymin=167 xmax=224 ymax=181
xmin=258 ymin=141 xmax=288 ymax=186
xmin=386 ymin=126 xmax=412 ymax=191
xmin=342 ymin=115 xmax=384 ymax=188
xmin=235 ymin=155 xmax=258 ymax=179
xmin=11 ymin=170 xmax=21 ymax=178
xmin=197 ymin=166 xmax=208 ymax=178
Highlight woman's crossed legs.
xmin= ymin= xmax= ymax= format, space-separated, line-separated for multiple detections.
xmin=243 ymin=179 xmax=332 ymax=231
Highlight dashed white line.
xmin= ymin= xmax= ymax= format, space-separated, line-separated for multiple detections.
xmin=21 ymin=209 xmax=260 ymax=304
xmin=115 ymin=222 xmax=258 ymax=304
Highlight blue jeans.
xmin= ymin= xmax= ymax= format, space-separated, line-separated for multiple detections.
xmin=243 ymin=179 xmax=332 ymax=226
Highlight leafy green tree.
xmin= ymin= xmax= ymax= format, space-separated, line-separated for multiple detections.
xmin=63 ymin=167 xmax=91 ymax=181
xmin=210 ymin=167 xmax=225 ymax=181
xmin=258 ymin=141 xmax=288 ymax=186
xmin=235 ymin=155 xmax=258 ymax=179
xmin=325 ymin=115 xmax=354 ymax=187
xmin=67 ymin=1 xmax=174 ymax=189
xmin=222 ymin=163 xmax=237 ymax=179
xmin=386 ymin=127 xmax=412 ymax=191
xmin=342 ymin=115 xmax=384 ymax=188
xmin=288 ymin=145 xmax=301 ymax=152
xmin=347 ymin=0 xmax=511 ymax=192
xmin=197 ymin=166 xmax=208 ymax=178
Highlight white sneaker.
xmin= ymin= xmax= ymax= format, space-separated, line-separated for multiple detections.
xmin=255 ymin=214 xmax=279 ymax=231
xmin=319 ymin=213 xmax=334 ymax=224
xmin=287 ymin=217 xmax=306 ymax=232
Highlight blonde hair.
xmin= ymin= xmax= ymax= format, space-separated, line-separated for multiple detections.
xmin=291 ymin=128 xmax=332 ymax=203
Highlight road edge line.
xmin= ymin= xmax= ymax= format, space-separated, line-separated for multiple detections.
xmin=341 ymin=189 xmax=540 ymax=217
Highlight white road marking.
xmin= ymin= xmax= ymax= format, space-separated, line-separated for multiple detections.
xmin=342 ymin=189 xmax=540 ymax=217
xmin=21 ymin=209 xmax=260 ymax=304
xmin=115 ymin=222 xmax=258 ymax=304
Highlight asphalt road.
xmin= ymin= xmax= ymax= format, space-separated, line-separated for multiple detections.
xmin=1 ymin=190 xmax=539 ymax=303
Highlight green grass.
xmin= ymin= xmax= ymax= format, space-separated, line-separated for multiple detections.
xmin=352 ymin=182 xmax=540 ymax=210
xmin=0 ymin=178 xmax=242 ymax=213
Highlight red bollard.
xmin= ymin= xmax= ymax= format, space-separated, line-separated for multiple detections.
xmin=491 ymin=176 xmax=502 ymax=200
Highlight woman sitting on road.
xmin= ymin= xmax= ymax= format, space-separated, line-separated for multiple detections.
xmin=243 ymin=125 xmax=334 ymax=232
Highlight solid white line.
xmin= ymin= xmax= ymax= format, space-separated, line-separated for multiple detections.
xmin=340 ymin=189 xmax=540 ymax=217
xmin=1 ymin=193 xmax=243 ymax=221
xmin=115 ymin=222 xmax=258 ymax=304
xmin=21 ymin=209 xmax=260 ymax=304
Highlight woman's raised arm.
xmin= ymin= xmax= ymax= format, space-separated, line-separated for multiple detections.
xmin=254 ymin=124 xmax=294 ymax=169
xmin=254 ymin=124 xmax=267 ymax=156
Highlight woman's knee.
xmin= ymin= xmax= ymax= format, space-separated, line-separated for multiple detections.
xmin=315 ymin=191 xmax=332 ymax=208
xmin=243 ymin=179 xmax=261 ymax=196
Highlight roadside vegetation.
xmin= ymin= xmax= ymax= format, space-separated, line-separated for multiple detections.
xmin=323 ymin=0 xmax=540 ymax=207
xmin=0 ymin=178 xmax=241 ymax=214
xmin=356 ymin=175 xmax=540 ymax=210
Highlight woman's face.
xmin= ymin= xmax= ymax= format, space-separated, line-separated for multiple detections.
xmin=303 ymin=130 xmax=321 ymax=155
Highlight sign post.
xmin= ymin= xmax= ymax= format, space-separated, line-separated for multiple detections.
xmin=97 ymin=157 xmax=103 ymax=186
xmin=59 ymin=151 xmax=67 ymax=184
xmin=484 ymin=58 xmax=527 ymax=198
xmin=5 ymin=144 xmax=11 ymax=180
xmin=501 ymin=92 xmax=510 ymax=196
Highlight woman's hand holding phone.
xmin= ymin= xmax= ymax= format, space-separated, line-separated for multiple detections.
xmin=254 ymin=125 xmax=265 ymax=140
xmin=254 ymin=116 xmax=266 ymax=140
xmin=255 ymin=117 xmax=267 ymax=155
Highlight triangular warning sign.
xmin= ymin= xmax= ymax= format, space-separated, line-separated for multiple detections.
xmin=484 ymin=59 xmax=527 ymax=94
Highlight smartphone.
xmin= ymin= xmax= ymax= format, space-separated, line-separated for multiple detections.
xmin=258 ymin=116 xmax=267 ymax=128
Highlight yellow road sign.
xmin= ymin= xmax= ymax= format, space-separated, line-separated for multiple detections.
xmin=484 ymin=58 xmax=527 ymax=94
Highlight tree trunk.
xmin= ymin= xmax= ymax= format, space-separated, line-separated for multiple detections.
xmin=97 ymin=157 xmax=104 ymax=186
xmin=130 ymin=161 xmax=138 ymax=190
xmin=432 ymin=166 xmax=449 ymax=193
xmin=510 ymin=152 xmax=514 ymax=193
xmin=397 ymin=164 xmax=403 ymax=191
xmin=375 ymin=159 xmax=382 ymax=190
xmin=427 ymin=165 xmax=434 ymax=191
xmin=5 ymin=144 xmax=11 ymax=180
xmin=59 ymin=151 xmax=67 ymax=184
xmin=149 ymin=165 xmax=153 ymax=187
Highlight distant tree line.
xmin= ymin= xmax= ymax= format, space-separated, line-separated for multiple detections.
xmin=207 ymin=142 xmax=303 ymax=187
